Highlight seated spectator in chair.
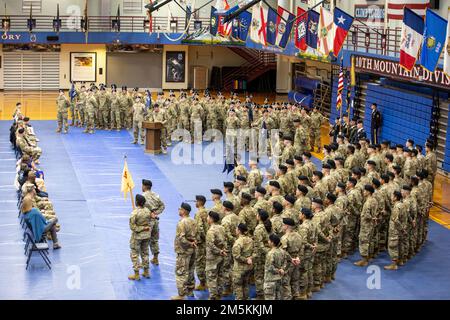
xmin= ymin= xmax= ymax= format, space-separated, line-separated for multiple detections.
xmin=21 ymin=171 xmax=48 ymax=198
xmin=23 ymin=186 xmax=57 ymax=222
xmin=21 ymin=198 xmax=61 ymax=249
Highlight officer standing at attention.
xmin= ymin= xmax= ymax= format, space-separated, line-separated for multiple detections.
xmin=232 ymin=223 xmax=254 ymax=300
xmin=172 ymin=202 xmax=197 ymax=300
xmin=56 ymin=89 xmax=70 ymax=134
xmin=142 ymin=179 xmax=165 ymax=266
xmin=128 ymin=194 xmax=151 ymax=281
xmin=370 ymin=103 xmax=382 ymax=144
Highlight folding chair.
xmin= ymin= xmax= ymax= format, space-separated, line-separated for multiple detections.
xmin=24 ymin=230 xmax=51 ymax=270
xmin=23 ymin=220 xmax=47 ymax=256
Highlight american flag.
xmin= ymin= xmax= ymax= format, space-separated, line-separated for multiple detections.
xmin=336 ymin=62 xmax=344 ymax=111
xmin=387 ymin=0 xmax=430 ymax=20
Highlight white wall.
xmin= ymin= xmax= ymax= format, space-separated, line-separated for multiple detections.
xmin=162 ymin=44 xmax=188 ymax=89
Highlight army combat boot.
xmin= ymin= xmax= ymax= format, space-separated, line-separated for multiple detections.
xmin=195 ymin=281 xmax=207 ymax=291
xmin=142 ymin=268 xmax=150 ymax=278
xmin=354 ymin=257 xmax=369 ymax=267
xmin=128 ymin=270 xmax=140 ymax=281
xmin=384 ymin=260 xmax=398 ymax=270
xmin=171 ymin=295 xmax=186 ymax=300
xmin=151 ymin=254 xmax=159 ymax=265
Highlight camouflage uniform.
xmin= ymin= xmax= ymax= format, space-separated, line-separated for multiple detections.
xmin=206 ymin=223 xmax=227 ymax=299
xmin=221 ymin=212 xmax=241 ymax=292
xmin=129 ymin=207 xmax=151 ymax=272
xmin=312 ymin=210 xmax=330 ymax=288
xmin=76 ymin=90 xmax=87 ymax=126
xmin=358 ymin=194 xmax=378 ymax=259
xmin=297 ymin=218 xmax=316 ymax=296
xmin=238 ymin=204 xmax=257 ymax=236
xmin=84 ymin=93 xmax=98 ymax=133
xmin=174 ymin=216 xmax=197 ymax=296
xmin=56 ymin=94 xmax=70 ymax=133
xmin=270 ymin=213 xmax=284 ymax=239
xmin=132 ymin=101 xmax=146 ymax=144
xmin=232 ymin=234 xmax=254 ymax=300
xmin=148 ymin=109 xmax=168 ymax=149
xmin=264 ymin=246 xmax=286 ymax=300
xmin=194 ymin=206 xmax=209 ymax=284
xmin=16 ymin=135 xmax=42 ymax=161
xmin=97 ymin=90 xmax=110 ymax=129
xmin=143 ymin=190 xmax=165 ymax=257
xmin=387 ymin=201 xmax=405 ymax=261
xmin=253 ymin=222 xmax=271 ymax=298
xmin=294 ymin=125 xmax=308 ymax=155
xmin=281 ymin=230 xmax=304 ymax=300
xmin=110 ymin=92 xmax=121 ymax=130
xmin=309 ymin=110 xmax=324 ymax=150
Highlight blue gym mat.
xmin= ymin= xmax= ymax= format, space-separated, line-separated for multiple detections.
xmin=1 ymin=120 xmax=449 ymax=300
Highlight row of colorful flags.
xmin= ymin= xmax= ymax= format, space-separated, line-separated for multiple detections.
xmin=210 ymin=2 xmax=355 ymax=58
xmin=400 ymin=7 xmax=449 ymax=73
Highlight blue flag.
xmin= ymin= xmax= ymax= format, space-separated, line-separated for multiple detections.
xmin=69 ymin=83 xmax=77 ymax=102
xmin=306 ymin=10 xmax=320 ymax=49
xmin=266 ymin=7 xmax=278 ymax=45
xmin=419 ymin=9 xmax=448 ymax=72
xmin=231 ymin=10 xmax=252 ymax=41
xmin=210 ymin=6 xmax=219 ymax=36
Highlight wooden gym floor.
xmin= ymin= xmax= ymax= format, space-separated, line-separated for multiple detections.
xmin=1 ymin=90 xmax=449 ymax=229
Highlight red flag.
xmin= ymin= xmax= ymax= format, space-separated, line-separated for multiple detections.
xmin=336 ymin=62 xmax=344 ymax=111
xmin=295 ymin=7 xmax=307 ymax=51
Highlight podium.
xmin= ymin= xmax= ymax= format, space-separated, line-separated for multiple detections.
xmin=143 ymin=122 xmax=163 ymax=154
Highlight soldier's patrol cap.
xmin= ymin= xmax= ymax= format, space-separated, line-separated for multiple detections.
xmin=322 ymin=163 xmax=331 ymax=170
xmin=297 ymin=185 xmax=308 ymax=194
xmin=301 ymin=207 xmax=313 ymax=218
xmin=348 ymin=177 xmax=357 ymax=185
xmin=367 ymin=160 xmax=376 ymax=166
xmin=269 ymin=180 xmax=281 ymax=189
xmin=210 ymin=189 xmax=223 ymax=196
xmin=278 ymin=164 xmax=287 ymax=171
xmin=241 ymin=192 xmax=252 ymax=201
xmin=326 ymin=193 xmax=337 ymax=203
xmin=195 ymin=195 xmax=206 ymax=203
xmin=285 ymin=159 xmax=294 ymax=166
xmin=223 ymin=181 xmax=234 ymax=189
xmin=272 ymin=201 xmax=283 ymax=213
xmin=142 ymin=179 xmax=152 ymax=187
xmin=180 ymin=202 xmax=192 ymax=212
xmin=372 ymin=178 xmax=381 ymax=188
xmin=236 ymin=175 xmax=247 ymax=182
xmin=298 ymin=175 xmax=308 ymax=181
xmin=208 ymin=211 xmax=220 ymax=222
xmin=257 ymin=209 xmax=269 ymax=220
xmin=313 ymin=171 xmax=323 ymax=179
xmin=223 ymin=200 xmax=234 ymax=210
xmin=294 ymin=154 xmax=303 ymax=161
xmin=402 ymin=185 xmax=412 ymax=191
xmin=255 ymin=186 xmax=266 ymax=195
xmin=238 ymin=223 xmax=248 ymax=233
xmin=364 ymin=185 xmax=375 ymax=193
xmin=312 ymin=198 xmax=323 ymax=205
xmin=337 ymin=182 xmax=346 ymax=189
xmin=283 ymin=218 xmax=295 ymax=227
xmin=284 ymin=195 xmax=296 ymax=204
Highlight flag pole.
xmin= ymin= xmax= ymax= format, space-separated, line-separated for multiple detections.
xmin=124 ymin=155 xmax=135 ymax=210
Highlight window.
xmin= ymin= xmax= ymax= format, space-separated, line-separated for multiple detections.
xmin=123 ymin=0 xmax=143 ymax=14
xmin=22 ymin=0 xmax=42 ymax=13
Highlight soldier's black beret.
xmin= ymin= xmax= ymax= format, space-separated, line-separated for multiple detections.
xmin=367 ymin=160 xmax=376 ymax=166
xmin=372 ymin=178 xmax=381 ymax=188
xmin=269 ymin=233 xmax=280 ymax=246
xmin=256 ymin=186 xmax=267 ymax=195
xmin=286 ymin=159 xmax=294 ymax=166
xmin=348 ymin=177 xmax=357 ymax=185
xmin=323 ymin=145 xmax=332 ymax=152
xmin=269 ymin=180 xmax=281 ymax=189
xmin=210 ymin=189 xmax=223 ymax=196
xmin=334 ymin=157 xmax=344 ymax=162
xmin=380 ymin=174 xmax=390 ymax=182
xmin=322 ymin=163 xmax=331 ymax=169
xmin=181 ymin=202 xmax=192 ymax=212
xmin=360 ymin=167 xmax=366 ymax=174
xmin=298 ymin=175 xmax=308 ymax=181
xmin=135 ymin=194 xmax=146 ymax=206
xmin=223 ymin=200 xmax=234 ymax=210
xmin=337 ymin=182 xmax=346 ymax=189
xmin=387 ymin=171 xmax=395 ymax=179
xmin=241 ymin=192 xmax=252 ymax=201
xmin=313 ymin=171 xmax=323 ymax=179
xmin=396 ymin=144 xmax=404 ymax=149
xmin=303 ymin=152 xmax=312 ymax=158
xmin=364 ymin=185 xmax=375 ymax=193
xmin=236 ymin=175 xmax=247 ymax=182
xmin=393 ymin=190 xmax=403 ymax=199
xmin=368 ymin=144 xmax=376 ymax=149
xmin=352 ymin=168 xmax=361 ymax=176
xmin=402 ymin=185 xmax=412 ymax=191
xmin=142 ymin=179 xmax=152 ymax=187
xmin=223 ymin=181 xmax=234 ymax=189
xmin=385 ymin=153 xmax=394 ymax=161
xmin=195 ymin=195 xmax=206 ymax=203
xmin=272 ymin=201 xmax=283 ymax=212
xmin=294 ymin=155 xmax=303 ymax=161
xmin=293 ymin=118 xmax=301 ymax=123
xmin=278 ymin=164 xmax=287 ymax=171
xmin=297 ymin=185 xmax=308 ymax=194
xmin=381 ymin=140 xmax=390 ymax=145
xmin=257 ymin=209 xmax=269 ymax=220
xmin=301 ymin=207 xmax=313 ymax=218
xmin=326 ymin=193 xmax=337 ymax=203
xmin=283 ymin=218 xmax=295 ymax=226
xmin=284 ymin=195 xmax=296 ymax=204
xmin=208 ymin=211 xmax=220 ymax=222
xmin=238 ymin=223 xmax=248 ymax=233
xmin=312 ymin=198 xmax=323 ymax=205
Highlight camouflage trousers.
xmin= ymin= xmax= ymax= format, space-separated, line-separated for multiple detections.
xmin=98 ymin=109 xmax=110 ymax=129
xmin=126 ymin=109 xmax=133 ymax=129
xmin=120 ymin=109 xmax=127 ymax=128
xmin=310 ymin=129 xmax=321 ymax=149
xmin=175 ymin=251 xmax=196 ymax=296
xmin=387 ymin=231 xmax=401 ymax=261
xmin=281 ymin=263 xmax=300 ymax=300
xmin=358 ymin=226 xmax=373 ymax=258
xmin=78 ymin=108 xmax=85 ymax=126
xmin=378 ymin=218 xmax=389 ymax=251
xmin=23 ymin=145 xmax=42 ymax=161
xmin=313 ymin=250 xmax=327 ymax=287
xmin=253 ymin=256 xmax=266 ymax=297
xmin=409 ymin=222 xmax=418 ymax=256
xmin=149 ymin=218 xmax=159 ymax=256
xmin=70 ymin=105 xmax=77 ymax=124
xmin=57 ymin=111 xmax=69 ymax=132
xmin=190 ymin=119 xmax=203 ymax=143
xmin=132 ymin=119 xmax=145 ymax=143
xmin=370 ymin=222 xmax=380 ymax=257
xmin=222 ymin=248 xmax=233 ymax=291
xmin=299 ymin=256 xmax=313 ymax=295
xmin=328 ymin=237 xmax=339 ymax=277
xmin=85 ymin=110 xmax=95 ymax=131
xmin=111 ymin=109 xmax=121 ymax=129
xmin=206 ymin=256 xmax=224 ymax=299
xmin=130 ymin=237 xmax=150 ymax=271
xmin=232 ymin=265 xmax=252 ymax=300
xmin=195 ymin=242 xmax=206 ymax=283
xmin=264 ymin=280 xmax=282 ymax=300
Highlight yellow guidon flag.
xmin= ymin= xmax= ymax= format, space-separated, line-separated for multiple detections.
xmin=121 ymin=158 xmax=134 ymax=200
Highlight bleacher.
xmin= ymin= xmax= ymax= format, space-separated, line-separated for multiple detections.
xmin=363 ymin=84 xmax=432 ymax=146
xmin=288 ymin=76 xmax=320 ymax=108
